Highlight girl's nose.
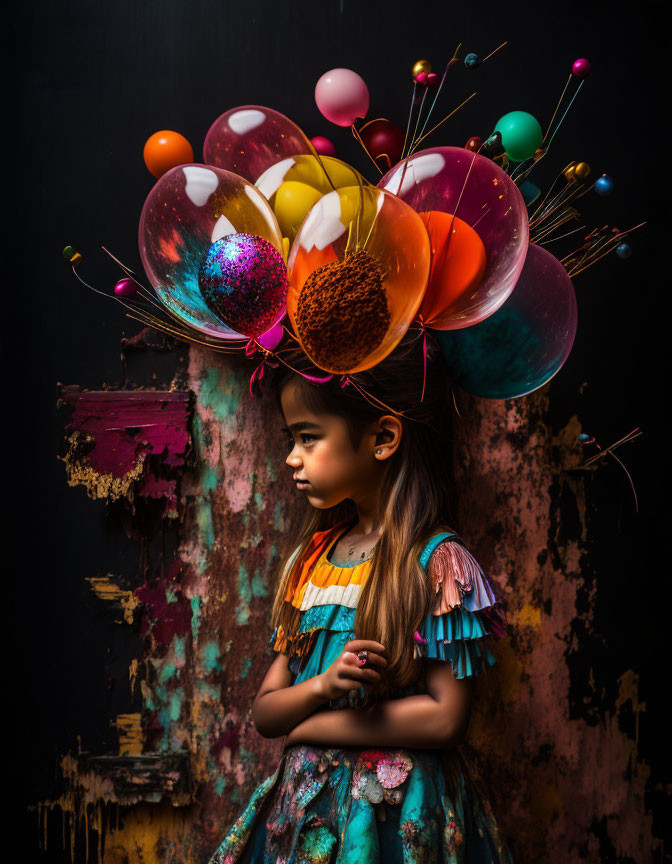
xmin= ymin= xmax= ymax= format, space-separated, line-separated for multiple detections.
xmin=286 ymin=447 xmax=301 ymax=468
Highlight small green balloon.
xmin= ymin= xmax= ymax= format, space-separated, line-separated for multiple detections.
xmin=494 ymin=111 xmax=543 ymax=163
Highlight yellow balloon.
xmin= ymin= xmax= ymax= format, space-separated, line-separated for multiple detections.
xmin=255 ymin=155 xmax=370 ymax=242
xmin=574 ymin=161 xmax=591 ymax=181
xmin=273 ymin=181 xmax=323 ymax=238
xmin=283 ymin=155 xmax=365 ymax=193
xmin=337 ymin=185 xmax=380 ymax=227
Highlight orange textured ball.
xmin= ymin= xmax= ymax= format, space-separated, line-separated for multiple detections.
xmin=143 ymin=130 xmax=194 ymax=179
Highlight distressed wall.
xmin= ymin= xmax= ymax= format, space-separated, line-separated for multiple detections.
xmin=35 ymin=347 xmax=657 ymax=863
xmin=451 ymin=394 xmax=653 ymax=861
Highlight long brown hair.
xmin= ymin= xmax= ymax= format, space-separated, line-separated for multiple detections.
xmin=265 ymin=326 xmax=458 ymax=688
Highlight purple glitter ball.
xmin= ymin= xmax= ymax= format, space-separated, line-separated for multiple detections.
xmin=198 ymin=233 xmax=288 ymax=338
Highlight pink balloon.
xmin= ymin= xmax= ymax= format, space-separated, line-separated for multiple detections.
xmin=310 ymin=135 xmax=337 ymax=156
xmin=378 ymin=147 xmax=529 ymax=328
xmin=203 ymin=105 xmax=312 ymax=183
xmin=315 ymin=68 xmax=369 ymax=127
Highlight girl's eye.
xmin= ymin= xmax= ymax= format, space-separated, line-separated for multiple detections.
xmin=285 ymin=433 xmax=319 ymax=448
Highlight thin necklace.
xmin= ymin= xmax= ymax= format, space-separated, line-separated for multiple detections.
xmin=345 ymin=527 xmax=382 ymax=560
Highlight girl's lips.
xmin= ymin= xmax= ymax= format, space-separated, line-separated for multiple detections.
xmin=295 ymin=481 xmax=311 ymax=490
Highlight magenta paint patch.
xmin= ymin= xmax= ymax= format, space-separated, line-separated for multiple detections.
xmin=136 ymin=562 xmax=193 ymax=648
xmin=61 ymin=387 xmax=192 ymax=477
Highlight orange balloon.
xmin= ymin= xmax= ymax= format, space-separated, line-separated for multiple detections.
xmin=143 ymin=130 xmax=194 ymax=179
xmin=418 ymin=211 xmax=487 ymax=329
xmin=287 ymin=186 xmax=431 ymax=374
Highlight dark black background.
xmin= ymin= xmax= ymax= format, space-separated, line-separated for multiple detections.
xmin=6 ymin=0 xmax=669 ymax=860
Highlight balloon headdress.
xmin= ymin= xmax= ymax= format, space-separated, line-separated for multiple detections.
xmin=65 ymin=45 xmax=644 ymax=412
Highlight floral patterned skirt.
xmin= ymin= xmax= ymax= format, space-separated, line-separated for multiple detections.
xmin=208 ymin=744 xmax=515 ymax=864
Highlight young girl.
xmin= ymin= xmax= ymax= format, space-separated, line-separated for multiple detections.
xmin=209 ymin=330 xmax=514 ymax=864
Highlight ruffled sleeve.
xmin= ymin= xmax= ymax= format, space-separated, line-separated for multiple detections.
xmin=414 ymin=534 xmax=508 ymax=679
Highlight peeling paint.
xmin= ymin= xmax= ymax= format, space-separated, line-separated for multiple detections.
xmin=453 ymin=391 xmax=654 ymax=862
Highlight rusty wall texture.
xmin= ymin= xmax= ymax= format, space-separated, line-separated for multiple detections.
xmin=36 ymin=347 xmax=656 ymax=863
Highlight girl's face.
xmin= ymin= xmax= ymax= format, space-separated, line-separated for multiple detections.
xmin=280 ymin=380 xmax=391 ymax=510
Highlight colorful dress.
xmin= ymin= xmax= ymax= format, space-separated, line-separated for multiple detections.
xmin=209 ymin=520 xmax=514 ymax=864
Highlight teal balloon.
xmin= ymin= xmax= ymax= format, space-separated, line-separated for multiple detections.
xmin=494 ymin=111 xmax=543 ymax=162
xmin=436 ymin=244 xmax=577 ymax=399
xmin=519 ymin=180 xmax=540 ymax=207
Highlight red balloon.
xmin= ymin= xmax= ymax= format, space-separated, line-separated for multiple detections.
xmin=360 ymin=119 xmax=405 ymax=172
xmin=465 ymin=136 xmax=483 ymax=153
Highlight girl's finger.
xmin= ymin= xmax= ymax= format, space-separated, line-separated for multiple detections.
xmin=344 ymin=640 xmax=388 ymax=656
xmin=337 ymin=666 xmax=382 ymax=684
xmin=343 ymin=651 xmax=388 ymax=670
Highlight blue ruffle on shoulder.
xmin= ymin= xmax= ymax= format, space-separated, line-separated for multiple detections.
xmin=414 ymin=607 xmax=497 ymax=678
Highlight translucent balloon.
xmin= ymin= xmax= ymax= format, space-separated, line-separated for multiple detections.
xmin=139 ymin=163 xmax=284 ymax=341
xmin=203 ymin=106 xmax=312 ymax=183
xmin=436 ymin=243 xmax=577 ymax=399
xmin=286 ymin=185 xmax=431 ymax=374
xmin=255 ymin=154 xmax=369 ymax=243
xmin=379 ymin=147 xmax=529 ymax=329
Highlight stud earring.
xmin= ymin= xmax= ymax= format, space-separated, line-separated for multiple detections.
xmin=376 ymin=449 xmax=382 ymax=456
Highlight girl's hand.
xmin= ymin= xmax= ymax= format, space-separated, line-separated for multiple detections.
xmin=317 ymin=639 xmax=389 ymax=701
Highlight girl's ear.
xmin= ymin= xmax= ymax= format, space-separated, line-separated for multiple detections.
xmin=374 ymin=414 xmax=403 ymax=460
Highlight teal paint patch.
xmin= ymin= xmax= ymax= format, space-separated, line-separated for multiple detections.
xmin=251 ymin=569 xmax=268 ymax=598
xmin=191 ymin=596 xmax=202 ymax=643
xmin=159 ymin=663 xmax=177 ymax=684
xmin=236 ymin=564 xmax=251 ymax=626
xmin=173 ymin=636 xmax=186 ymax=663
xmin=273 ymin=501 xmax=285 ymax=531
xmin=214 ymin=777 xmax=227 ymax=796
xmin=265 ymin=455 xmax=276 ymax=482
xmin=196 ymin=680 xmax=222 ymax=700
xmin=200 ymin=641 xmax=222 ymax=674
xmin=201 ymin=465 xmax=220 ymax=495
xmin=169 ymin=690 xmax=184 ymax=722
xmin=254 ymin=491 xmax=265 ymax=512
xmin=165 ymin=587 xmax=178 ymax=603
xmin=197 ymin=497 xmax=215 ymax=550
xmin=191 ymin=412 xmax=204 ymax=451
xmin=240 ymin=656 xmax=253 ymax=678
xmin=267 ymin=544 xmax=280 ymax=573
xmin=199 ymin=367 xmax=241 ymax=423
